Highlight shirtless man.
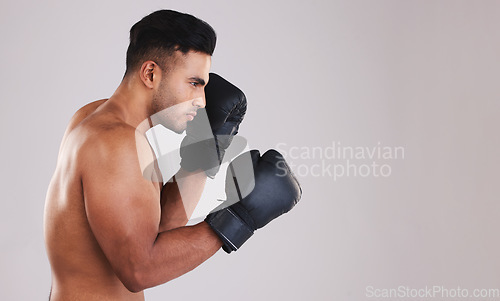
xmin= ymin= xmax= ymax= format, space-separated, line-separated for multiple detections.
xmin=44 ymin=9 xmax=301 ymax=301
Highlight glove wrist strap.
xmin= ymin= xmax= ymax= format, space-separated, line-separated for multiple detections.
xmin=205 ymin=207 xmax=254 ymax=253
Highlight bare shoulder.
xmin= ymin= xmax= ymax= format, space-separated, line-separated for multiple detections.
xmin=71 ymin=99 xmax=141 ymax=158
xmin=67 ymin=99 xmax=108 ymax=133
xmin=78 ymin=118 xmax=161 ymax=185
xmin=57 ymin=98 xmax=161 ymax=188
xmin=79 ymin=119 xmax=139 ymax=164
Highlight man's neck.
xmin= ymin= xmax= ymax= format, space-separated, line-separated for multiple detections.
xmin=107 ymin=76 xmax=153 ymax=135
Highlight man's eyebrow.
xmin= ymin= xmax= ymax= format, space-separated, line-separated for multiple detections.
xmin=189 ymin=77 xmax=206 ymax=86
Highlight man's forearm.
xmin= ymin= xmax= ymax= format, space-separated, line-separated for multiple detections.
xmin=136 ymin=221 xmax=222 ymax=291
xmin=159 ymin=180 xmax=186 ymax=231
xmin=159 ymin=168 xmax=207 ymax=231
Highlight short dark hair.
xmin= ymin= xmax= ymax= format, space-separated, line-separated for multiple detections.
xmin=125 ymin=9 xmax=216 ymax=75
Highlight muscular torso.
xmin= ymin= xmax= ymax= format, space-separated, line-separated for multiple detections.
xmin=44 ymin=100 xmax=155 ymax=300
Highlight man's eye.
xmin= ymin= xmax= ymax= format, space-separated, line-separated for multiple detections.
xmin=190 ymin=82 xmax=199 ymax=87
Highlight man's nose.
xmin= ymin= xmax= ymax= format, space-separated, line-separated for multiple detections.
xmin=193 ymin=94 xmax=206 ymax=109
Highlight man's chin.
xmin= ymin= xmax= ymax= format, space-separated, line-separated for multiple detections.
xmin=167 ymin=123 xmax=187 ymax=134
xmin=173 ymin=128 xmax=186 ymax=134
xmin=155 ymin=119 xmax=187 ymax=134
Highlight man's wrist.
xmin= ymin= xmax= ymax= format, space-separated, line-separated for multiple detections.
xmin=201 ymin=221 xmax=224 ymax=248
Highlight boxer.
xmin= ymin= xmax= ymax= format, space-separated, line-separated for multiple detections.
xmin=44 ymin=9 xmax=301 ymax=301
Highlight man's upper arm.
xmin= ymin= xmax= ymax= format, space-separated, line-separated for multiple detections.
xmin=81 ymin=128 xmax=160 ymax=287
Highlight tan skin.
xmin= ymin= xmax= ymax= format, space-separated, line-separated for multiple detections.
xmin=44 ymin=50 xmax=223 ymax=301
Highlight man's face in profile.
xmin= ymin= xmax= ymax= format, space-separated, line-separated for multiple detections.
xmin=150 ymin=50 xmax=211 ymax=133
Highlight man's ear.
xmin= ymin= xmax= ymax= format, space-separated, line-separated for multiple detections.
xmin=139 ymin=61 xmax=160 ymax=89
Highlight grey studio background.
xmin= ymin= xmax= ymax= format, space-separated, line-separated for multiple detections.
xmin=1 ymin=0 xmax=500 ymax=300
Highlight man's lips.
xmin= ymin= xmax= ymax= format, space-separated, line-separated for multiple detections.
xmin=186 ymin=111 xmax=197 ymax=121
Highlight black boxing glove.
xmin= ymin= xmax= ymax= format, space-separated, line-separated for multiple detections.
xmin=205 ymin=149 xmax=302 ymax=253
xmin=180 ymin=73 xmax=247 ymax=178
